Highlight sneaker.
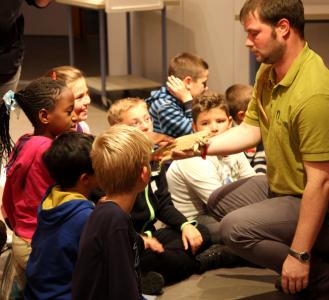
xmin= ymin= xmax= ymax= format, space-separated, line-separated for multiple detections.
xmin=141 ymin=271 xmax=164 ymax=295
xmin=195 ymin=244 xmax=244 ymax=274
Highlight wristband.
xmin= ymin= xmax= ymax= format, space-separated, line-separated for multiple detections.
xmin=201 ymin=144 xmax=209 ymax=160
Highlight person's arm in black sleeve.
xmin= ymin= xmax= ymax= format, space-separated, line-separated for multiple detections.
xmin=154 ymin=168 xmax=196 ymax=231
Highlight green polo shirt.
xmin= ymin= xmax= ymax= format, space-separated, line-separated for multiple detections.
xmin=245 ymin=44 xmax=329 ymax=195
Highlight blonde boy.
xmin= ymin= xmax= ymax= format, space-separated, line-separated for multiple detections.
xmin=72 ymin=125 xmax=153 ymax=300
xmin=167 ymin=92 xmax=255 ymax=243
xmin=146 ymin=52 xmax=209 ymax=138
xmin=108 ymin=98 xmax=173 ymax=147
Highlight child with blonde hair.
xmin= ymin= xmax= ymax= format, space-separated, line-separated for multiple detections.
xmin=72 ymin=125 xmax=153 ymax=300
xmin=45 ymin=66 xmax=91 ymax=133
xmin=146 ymin=52 xmax=209 ymax=138
xmin=25 ymin=132 xmax=96 ymax=300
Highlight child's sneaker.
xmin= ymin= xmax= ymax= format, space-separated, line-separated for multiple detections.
xmin=195 ymin=244 xmax=243 ymax=274
xmin=141 ymin=271 xmax=164 ymax=295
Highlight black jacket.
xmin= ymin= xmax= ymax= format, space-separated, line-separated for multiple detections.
xmin=0 ymin=0 xmax=41 ymax=82
xmin=131 ymin=167 xmax=189 ymax=235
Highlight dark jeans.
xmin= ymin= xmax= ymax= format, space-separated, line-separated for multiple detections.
xmin=140 ymin=224 xmax=210 ymax=284
xmin=207 ymin=175 xmax=329 ymax=295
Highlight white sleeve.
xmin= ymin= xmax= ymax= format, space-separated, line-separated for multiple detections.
xmin=176 ymin=157 xmax=224 ymax=205
xmin=236 ymin=152 xmax=256 ymax=178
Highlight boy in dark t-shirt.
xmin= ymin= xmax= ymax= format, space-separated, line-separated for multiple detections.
xmin=72 ymin=125 xmax=156 ymax=300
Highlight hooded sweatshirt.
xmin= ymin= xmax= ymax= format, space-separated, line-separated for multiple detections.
xmin=2 ymin=134 xmax=54 ymax=239
xmin=25 ymin=185 xmax=94 ymax=300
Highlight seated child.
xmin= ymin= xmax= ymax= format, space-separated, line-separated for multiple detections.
xmin=45 ymin=66 xmax=91 ymax=133
xmin=225 ymin=84 xmax=267 ymax=174
xmin=0 ymin=78 xmax=77 ymax=287
xmin=146 ymin=52 xmax=209 ymax=138
xmin=72 ymin=125 xmax=153 ymax=300
xmin=166 ymin=92 xmax=255 ymax=243
xmin=107 ymin=98 xmax=234 ymax=292
xmin=25 ymin=131 xmax=96 ymax=300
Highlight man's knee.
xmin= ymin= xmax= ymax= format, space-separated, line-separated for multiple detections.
xmin=218 ymin=210 xmax=250 ymax=249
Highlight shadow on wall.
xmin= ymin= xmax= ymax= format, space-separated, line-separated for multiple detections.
xmin=305 ymin=23 xmax=329 ymax=68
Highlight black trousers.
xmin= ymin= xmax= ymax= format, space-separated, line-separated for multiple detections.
xmin=140 ymin=224 xmax=211 ymax=284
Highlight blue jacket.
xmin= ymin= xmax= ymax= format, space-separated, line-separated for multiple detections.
xmin=25 ymin=185 xmax=94 ymax=300
xmin=146 ymin=87 xmax=193 ymax=137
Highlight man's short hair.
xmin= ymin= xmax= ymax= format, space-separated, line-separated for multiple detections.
xmin=225 ymin=84 xmax=253 ymax=122
xmin=240 ymin=0 xmax=305 ymax=39
xmin=91 ymin=125 xmax=152 ymax=195
xmin=107 ymin=98 xmax=146 ymax=125
xmin=43 ymin=131 xmax=94 ymax=189
xmin=192 ymin=91 xmax=228 ymax=123
xmin=168 ymin=52 xmax=209 ymax=81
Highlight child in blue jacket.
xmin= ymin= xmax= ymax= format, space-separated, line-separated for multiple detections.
xmin=24 ymin=132 xmax=97 ymax=300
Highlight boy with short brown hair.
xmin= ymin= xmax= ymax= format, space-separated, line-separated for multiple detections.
xmin=146 ymin=52 xmax=209 ymax=138
xmin=167 ymin=92 xmax=255 ymax=244
xmin=225 ymin=84 xmax=267 ymax=174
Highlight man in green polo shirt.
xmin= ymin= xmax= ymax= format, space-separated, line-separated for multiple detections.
xmin=173 ymin=0 xmax=329 ymax=298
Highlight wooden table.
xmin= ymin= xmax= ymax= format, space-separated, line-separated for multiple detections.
xmin=55 ymin=0 xmax=180 ymax=106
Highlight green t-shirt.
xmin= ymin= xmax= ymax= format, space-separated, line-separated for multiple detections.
xmin=245 ymin=44 xmax=329 ymax=195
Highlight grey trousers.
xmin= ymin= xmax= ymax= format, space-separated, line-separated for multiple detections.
xmin=207 ymin=175 xmax=329 ymax=295
xmin=196 ymin=214 xmax=221 ymax=244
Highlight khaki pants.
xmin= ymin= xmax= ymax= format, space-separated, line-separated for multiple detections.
xmin=12 ymin=233 xmax=31 ymax=289
xmin=0 ymin=233 xmax=31 ymax=300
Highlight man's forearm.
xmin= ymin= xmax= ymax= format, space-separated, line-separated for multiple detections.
xmin=207 ymin=122 xmax=261 ymax=156
xmin=290 ymin=162 xmax=329 ymax=254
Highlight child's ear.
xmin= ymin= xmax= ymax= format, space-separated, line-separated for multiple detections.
xmin=80 ymin=173 xmax=89 ymax=184
xmin=237 ymin=111 xmax=245 ymax=123
xmin=140 ymin=165 xmax=150 ymax=185
xmin=183 ymin=76 xmax=193 ymax=90
xmin=192 ymin=121 xmax=197 ymax=132
xmin=39 ymin=109 xmax=50 ymax=125
xmin=80 ymin=173 xmax=98 ymax=189
xmin=228 ymin=116 xmax=233 ymax=128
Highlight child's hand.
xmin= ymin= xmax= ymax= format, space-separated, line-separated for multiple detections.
xmin=181 ymin=224 xmax=203 ymax=255
xmin=167 ymin=76 xmax=193 ymax=103
xmin=141 ymin=235 xmax=164 ymax=253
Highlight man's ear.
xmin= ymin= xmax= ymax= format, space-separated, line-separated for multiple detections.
xmin=39 ymin=108 xmax=50 ymax=125
xmin=276 ymin=18 xmax=290 ymax=38
xmin=183 ymin=76 xmax=193 ymax=90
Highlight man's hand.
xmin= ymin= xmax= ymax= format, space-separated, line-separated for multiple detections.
xmin=141 ymin=235 xmax=164 ymax=253
xmin=281 ymin=255 xmax=310 ymax=294
xmin=181 ymin=224 xmax=203 ymax=255
xmin=145 ymin=131 xmax=174 ymax=147
xmin=167 ymin=76 xmax=193 ymax=103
